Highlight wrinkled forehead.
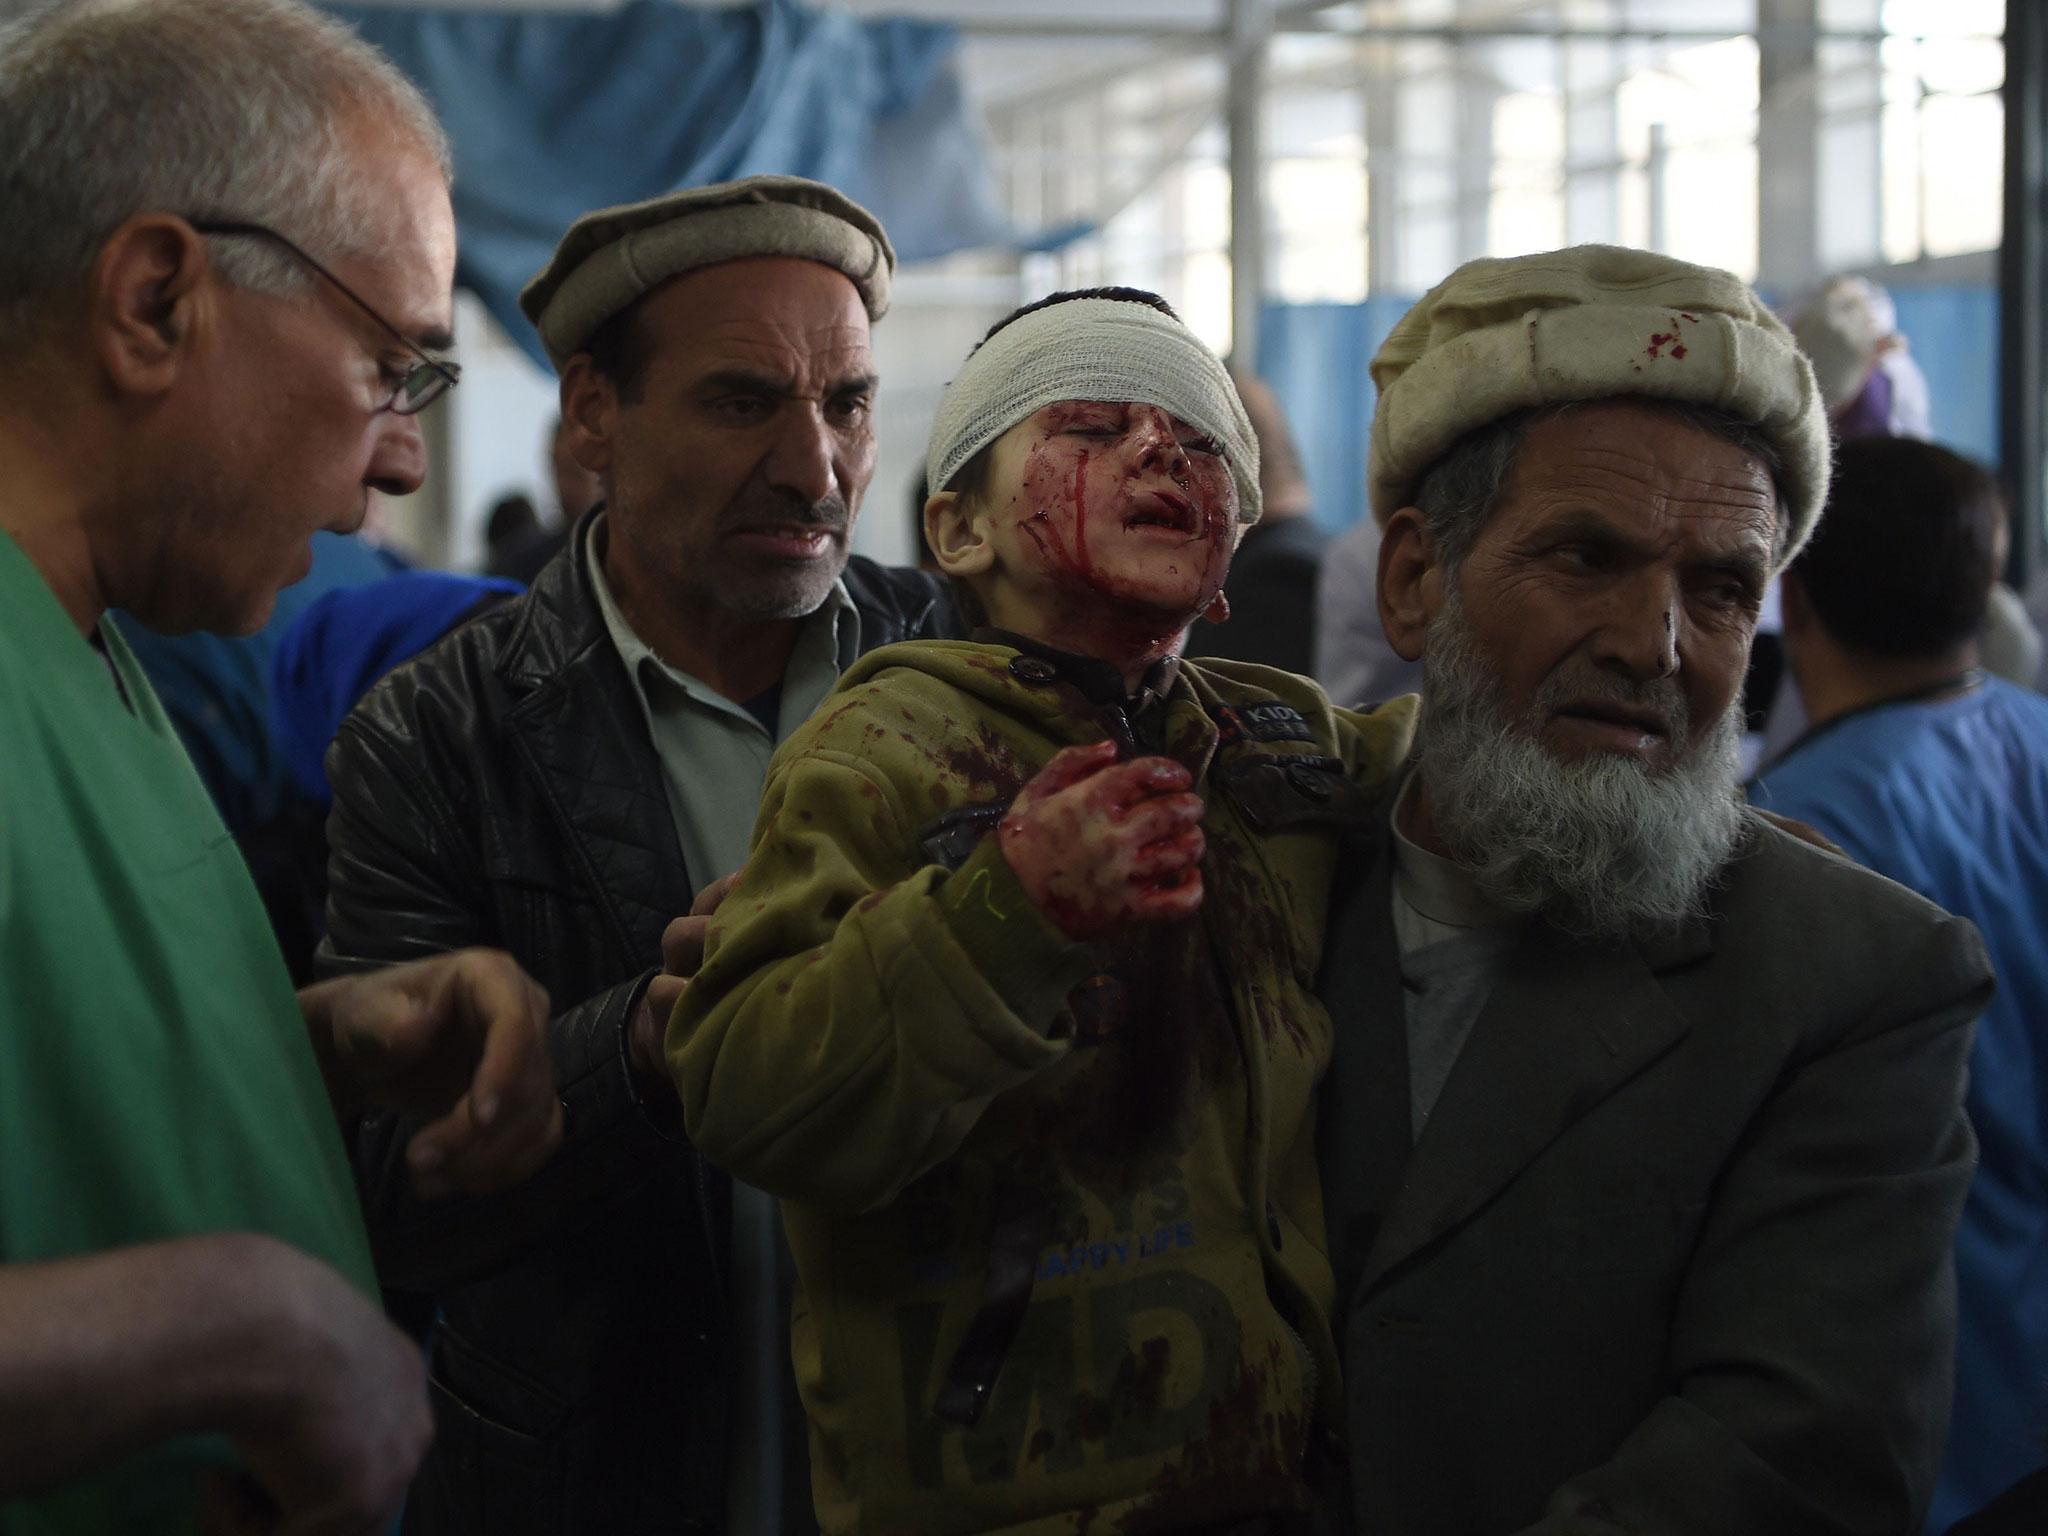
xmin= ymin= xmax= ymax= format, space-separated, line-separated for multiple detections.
xmin=1494 ymin=402 xmax=1784 ymax=548
xmin=643 ymin=259 xmax=875 ymax=375
xmin=283 ymin=135 xmax=453 ymax=359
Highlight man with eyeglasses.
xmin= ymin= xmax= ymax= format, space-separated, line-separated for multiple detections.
xmin=0 ymin=1 xmax=560 ymax=1531
xmin=190 ymin=221 xmax=461 ymax=415
xmin=109 ymin=217 xmax=461 ymax=981
xmin=319 ymin=177 xmax=957 ymax=1534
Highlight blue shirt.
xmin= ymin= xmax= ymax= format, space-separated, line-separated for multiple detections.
xmin=1750 ymin=678 xmax=2048 ymax=1529
xmin=271 ymin=571 xmax=521 ymax=806
xmin=116 ymin=531 xmax=407 ymax=833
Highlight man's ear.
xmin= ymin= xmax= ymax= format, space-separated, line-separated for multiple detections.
xmin=558 ymin=357 xmax=617 ymax=478
xmin=924 ymin=489 xmax=995 ymax=581
xmin=1377 ymin=508 xmax=1442 ymax=663
xmin=88 ymin=214 xmax=212 ymax=399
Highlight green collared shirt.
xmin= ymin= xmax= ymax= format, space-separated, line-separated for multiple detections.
xmin=586 ymin=516 xmax=861 ymax=887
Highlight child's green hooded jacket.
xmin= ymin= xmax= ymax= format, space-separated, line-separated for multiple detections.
xmin=673 ymin=636 xmax=1416 ymax=1535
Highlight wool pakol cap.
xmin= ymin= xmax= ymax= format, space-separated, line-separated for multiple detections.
xmin=1368 ymin=244 xmax=1830 ymax=568
xmin=519 ymin=175 xmax=894 ymax=371
xmin=926 ymin=297 xmax=1262 ymax=525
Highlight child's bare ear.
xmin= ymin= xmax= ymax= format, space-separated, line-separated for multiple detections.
xmin=924 ymin=490 xmax=995 ymax=580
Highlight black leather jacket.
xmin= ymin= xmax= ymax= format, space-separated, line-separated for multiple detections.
xmin=320 ymin=516 xmax=956 ymax=1535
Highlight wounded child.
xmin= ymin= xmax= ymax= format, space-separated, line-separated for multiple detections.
xmin=672 ymin=287 xmax=1414 ymax=1536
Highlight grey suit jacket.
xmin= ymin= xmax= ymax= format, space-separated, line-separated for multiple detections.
xmin=1319 ymin=808 xmax=1991 ymax=1536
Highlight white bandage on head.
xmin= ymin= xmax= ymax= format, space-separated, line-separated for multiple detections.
xmin=925 ymin=297 xmax=1263 ymax=525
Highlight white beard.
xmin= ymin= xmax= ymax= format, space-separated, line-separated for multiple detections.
xmin=1416 ymin=592 xmax=1748 ymax=943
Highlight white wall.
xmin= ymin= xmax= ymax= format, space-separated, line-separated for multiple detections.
xmin=862 ymin=260 xmax=1022 ymax=568
xmin=446 ymin=291 xmax=562 ymax=571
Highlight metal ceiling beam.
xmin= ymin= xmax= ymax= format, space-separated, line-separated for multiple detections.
xmin=952 ymin=18 xmax=1993 ymax=43
xmin=1228 ymin=0 xmax=1275 ymax=362
xmin=2001 ymin=0 xmax=2044 ymax=585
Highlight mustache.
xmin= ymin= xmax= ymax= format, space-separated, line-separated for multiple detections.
xmin=720 ymin=488 xmax=851 ymax=536
xmin=1528 ymin=663 xmax=1690 ymax=739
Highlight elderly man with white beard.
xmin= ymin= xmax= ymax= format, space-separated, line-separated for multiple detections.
xmin=1316 ymin=246 xmax=1993 ymax=1536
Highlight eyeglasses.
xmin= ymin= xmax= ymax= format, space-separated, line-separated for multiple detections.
xmin=191 ymin=218 xmax=460 ymax=415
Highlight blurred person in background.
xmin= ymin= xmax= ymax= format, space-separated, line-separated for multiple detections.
xmin=481 ymin=489 xmax=542 ymax=568
xmin=1315 ymin=510 xmax=1422 ymax=708
xmin=277 ymin=573 xmax=522 ymax=812
xmin=245 ymin=572 xmax=522 ymax=989
xmin=1745 ymin=276 xmax=2040 ymax=768
xmin=1792 ymin=274 xmax=1933 ymax=441
xmin=1751 ymin=436 xmax=2048 ymax=1533
xmin=486 ymin=414 xmax=603 ymax=584
xmin=1179 ymin=367 xmax=1327 ymax=675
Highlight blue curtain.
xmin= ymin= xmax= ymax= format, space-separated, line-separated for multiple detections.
xmin=1255 ymin=297 xmax=1415 ymax=535
xmin=330 ymin=0 xmax=1015 ymax=366
xmin=1889 ymin=284 xmax=2001 ymax=467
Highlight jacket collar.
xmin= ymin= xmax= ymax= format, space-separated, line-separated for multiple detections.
xmin=497 ymin=508 xmax=617 ymax=694
xmin=1356 ymin=906 xmax=1698 ymax=1291
xmin=975 ymin=627 xmax=1183 ymax=712
xmin=489 ymin=509 xmax=692 ymax=960
xmin=969 ymin=628 xmax=1202 ymax=765
xmin=482 ymin=514 xmax=960 ymax=945
xmin=1334 ymin=768 xmax=1722 ymax=1293
xmin=500 ymin=510 xmax=958 ymax=695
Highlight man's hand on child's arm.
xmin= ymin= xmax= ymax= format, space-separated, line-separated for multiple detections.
xmin=629 ymin=870 xmax=745 ymax=1088
xmin=998 ymin=740 xmax=1206 ymax=940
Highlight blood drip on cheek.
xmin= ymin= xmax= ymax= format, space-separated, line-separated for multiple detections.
xmin=1193 ymin=492 xmax=1233 ymax=597
xmin=1013 ymin=441 xmax=1098 ymax=588
xmin=1008 ymin=428 xmax=1238 ymax=666
xmin=1067 ymin=453 xmax=1095 ymax=583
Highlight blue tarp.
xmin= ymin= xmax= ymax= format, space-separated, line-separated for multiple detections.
xmin=1254 ymin=297 xmax=1413 ymax=535
xmin=330 ymin=0 xmax=1017 ymax=366
xmin=1889 ymin=284 xmax=2001 ymax=468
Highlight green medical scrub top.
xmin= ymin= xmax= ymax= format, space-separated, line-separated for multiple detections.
xmin=0 ymin=532 xmax=377 ymax=1534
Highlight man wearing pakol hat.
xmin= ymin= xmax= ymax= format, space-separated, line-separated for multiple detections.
xmin=1315 ymin=246 xmax=1992 ymax=1534
xmin=670 ymin=286 xmax=1416 ymax=1534
xmin=320 ymin=176 xmax=955 ymax=1534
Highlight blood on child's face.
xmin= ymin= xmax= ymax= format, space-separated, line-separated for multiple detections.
xmin=977 ymin=400 xmax=1240 ymax=634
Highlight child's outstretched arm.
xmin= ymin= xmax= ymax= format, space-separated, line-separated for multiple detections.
xmin=667 ymin=709 xmax=1211 ymax=1212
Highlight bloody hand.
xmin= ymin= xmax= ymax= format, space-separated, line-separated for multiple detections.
xmin=998 ymin=740 xmax=1206 ymax=940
